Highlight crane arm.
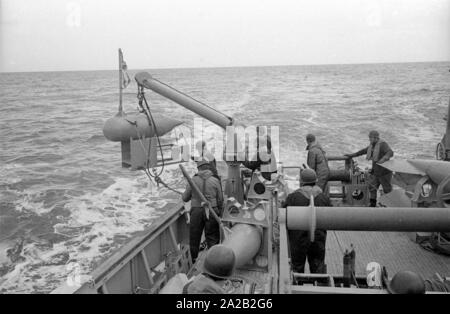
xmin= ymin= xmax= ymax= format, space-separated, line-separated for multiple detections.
xmin=135 ymin=72 xmax=234 ymax=129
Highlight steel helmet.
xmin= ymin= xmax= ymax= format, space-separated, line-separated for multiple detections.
xmin=387 ymin=271 xmax=425 ymax=294
xmin=196 ymin=160 xmax=210 ymax=168
xmin=300 ymin=169 xmax=317 ymax=185
xmin=203 ymin=245 xmax=236 ymax=279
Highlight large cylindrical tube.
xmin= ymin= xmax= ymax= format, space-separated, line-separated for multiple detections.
xmin=222 ymin=223 xmax=261 ymax=268
xmin=328 ymin=169 xmax=351 ymax=182
xmin=283 ymin=206 xmax=450 ymax=232
xmin=135 ymin=72 xmax=233 ymax=129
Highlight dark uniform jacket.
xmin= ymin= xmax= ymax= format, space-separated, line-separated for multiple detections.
xmin=354 ymin=140 xmax=394 ymax=176
xmin=282 ymin=185 xmax=332 ymax=208
xmin=306 ymin=142 xmax=330 ymax=186
xmin=182 ymin=169 xmax=223 ymax=209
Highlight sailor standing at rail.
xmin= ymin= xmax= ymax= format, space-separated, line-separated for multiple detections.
xmin=305 ymin=133 xmax=330 ymax=193
xmin=345 ymin=130 xmax=394 ymax=207
xmin=182 ymin=160 xmax=224 ymax=263
xmin=282 ymin=169 xmax=332 ymax=274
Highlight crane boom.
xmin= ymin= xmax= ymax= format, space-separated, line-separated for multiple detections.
xmin=135 ymin=72 xmax=234 ymax=129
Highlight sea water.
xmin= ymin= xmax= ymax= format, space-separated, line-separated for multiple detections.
xmin=0 ymin=62 xmax=449 ymax=293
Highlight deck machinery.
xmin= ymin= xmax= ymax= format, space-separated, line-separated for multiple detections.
xmin=53 ymin=71 xmax=450 ymax=294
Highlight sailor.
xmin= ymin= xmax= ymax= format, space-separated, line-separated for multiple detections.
xmin=281 ymin=169 xmax=332 ymax=274
xmin=243 ymin=135 xmax=277 ymax=181
xmin=345 ymin=130 xmax=394 ymax=207
xmin=183 ymin=244 xmax=235 ymax=294
xmin=384 ymin=270 xmax=425 ymax=294
xmin=306 ymin=133 xmax=330 ymax=193
xmin=384 ymin=268 xmax=450 ymax=293
xmin=182 ymin=160 xmax=224 ymax=263
xmin=424 ymin=277 xmax=450 ymax=292
xmin=194 ymin=140 xmax=219 ymax=179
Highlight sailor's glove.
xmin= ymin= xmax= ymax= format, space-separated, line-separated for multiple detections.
xmin=201 ymin=201 xmax=211 ymax=219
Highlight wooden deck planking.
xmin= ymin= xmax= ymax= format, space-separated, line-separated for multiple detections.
xmin=325 ymin=231 xmax=450 ymax=279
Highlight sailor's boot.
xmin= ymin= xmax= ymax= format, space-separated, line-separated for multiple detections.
xmin=369 ymin=199 xmax=377 ymax=207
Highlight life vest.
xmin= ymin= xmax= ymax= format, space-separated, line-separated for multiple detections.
xmin=366 ymin=140 xmax=386 ymax=162
xmin=297 ymin=185 xmax=323 ymax=200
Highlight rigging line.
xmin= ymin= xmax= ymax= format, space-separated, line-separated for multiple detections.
xmin=137 ymin=86 xmax=154 ymax=171
xmin=133 ymin=85 xmax=187 ymax=196
xmin=332 ymin=230 xmax=345 ymax=255
xmin=133 ymin=123 xmax=151 ymax=170
xmin=134 ymin=87 xmax=183 ymax=195
xmin=132 ymin=124 xmax=159 ymax=185
xmin=154 ymin=176 xmax=183 ymax=195
xmin=140 ymin=88 xmax=165 ymax=178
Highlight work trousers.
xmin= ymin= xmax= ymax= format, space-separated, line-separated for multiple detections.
xmin=368 ymin=172 xmax=393 ymax=200
xmin=288 ymin=229 xmax=327 ymax=274
xmin=317 ymin=181 xmax=328 ymax=196
xmin=189 ymin=206 xmax=220 ymax=263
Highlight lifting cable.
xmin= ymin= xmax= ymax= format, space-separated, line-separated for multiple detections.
xmin=128 ymin=84 xmax=184 ymax=195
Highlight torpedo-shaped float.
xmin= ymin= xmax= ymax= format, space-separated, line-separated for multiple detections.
xmin=103 ymin=112 xmax=182 ymax=142
xmin=102 ymin=49 xmax=183 ymax=170
xmin=103 ymin=111 xmax=182 ymax=170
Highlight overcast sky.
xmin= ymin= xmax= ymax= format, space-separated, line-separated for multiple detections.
xmin=1 ymin=0 xmax=449 ymax=72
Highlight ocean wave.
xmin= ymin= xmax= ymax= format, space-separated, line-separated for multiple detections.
xmin=0 ymin=164 xmax=188 ymax=293
xmin=1 ymin=63 xmax=449 ymax=293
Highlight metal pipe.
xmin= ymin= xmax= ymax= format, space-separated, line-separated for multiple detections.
xmin=282 ymin=206 xmax=450 ymax=232
xmin=135 ymin=72 xmax=233 ymax=129
xmin=446 ymin=97 xmax=450 ymax=142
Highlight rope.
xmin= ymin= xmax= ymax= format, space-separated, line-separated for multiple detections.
xmin=332 ymin=230 xmax=345 ymax=255
xmin=130 ymin=121 xmax=159 ymax=183
xmin=125 ymin=84 xmax=183 ymax=195
xmin=155 ymin=175 xmax=183 ymax=195
xmin=138 ymin=86 xmax=165 ymax=178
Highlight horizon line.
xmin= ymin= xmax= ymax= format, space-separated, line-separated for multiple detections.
xmin=1 ymin=59 xmax=449 ymax=74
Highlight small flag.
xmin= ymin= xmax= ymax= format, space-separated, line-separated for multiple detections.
xmin=119 ymin=49 xmax=131 ymax=89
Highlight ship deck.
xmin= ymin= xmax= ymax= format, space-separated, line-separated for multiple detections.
xmin=325 ymin=231 xmax=450 ymax=279
xmin=192 ymin=231 xmax=450 ymax=292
